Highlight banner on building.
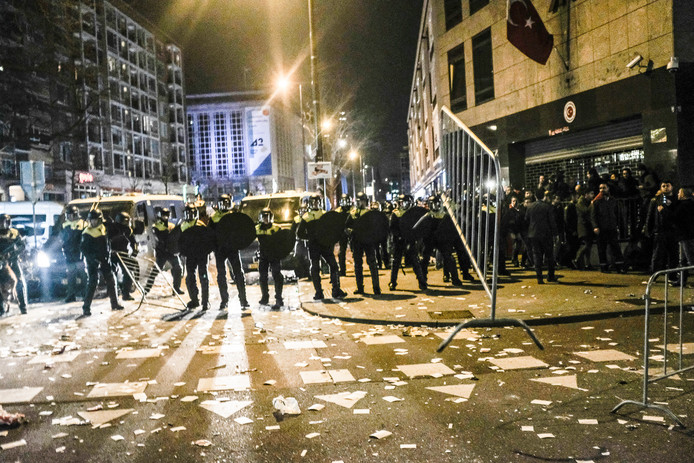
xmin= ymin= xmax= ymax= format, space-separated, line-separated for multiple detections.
xmin=506 ymin=0 xmax=553 ymax=65
xmin=307 ymin=161 xmax=332 ymax=180
xmin=246 ymin=107 xmax=273 ymax=176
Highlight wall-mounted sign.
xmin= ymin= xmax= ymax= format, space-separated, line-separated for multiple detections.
xmin=564 ymin=101 xmax=576 ymax=123
xmin=246 ymin=107 xmax=273 ymax=176
xmin=77 ymin=172 xmax=94 ymax=183
xmin=307 ymin=161 xmax=332 ymax=180
xmin=548 ymin=126 xmax=569 ymax=136
xmin=650 ymin=128 xmax=667 ymax=144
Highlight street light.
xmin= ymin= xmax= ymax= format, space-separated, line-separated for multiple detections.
xmin=276 ymin=75 xmax=309 ymax=190
xmin=349 ymin=150 xmax=362 ymax=197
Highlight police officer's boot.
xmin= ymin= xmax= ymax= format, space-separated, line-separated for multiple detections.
xmin=201 ymin=282 xmax=209 ymax=311
xmin=122 ymin=277 xmax=134 ymax=301
xmin=354 ymin=273 xmax=365 ymax=295
xmin=105 ymin=272 xmax=124 ymax=311
xmin=259 ymin=280 xmax=270 ymax=305
xmin=237 ymin=278 xmax=249 ymax=308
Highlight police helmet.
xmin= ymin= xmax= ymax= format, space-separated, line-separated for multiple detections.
xmin=398 ymin=194 xmax=413 ymax=210
xmin=356 ymin=192 xmax=368 ymax=207
xmin=157 ymin=207 xmax=170 ymax=221
xmin=66 ymin=205 xmax=80 ymax=221
xmin=115 ymin=211 xmax=131 ymax=225
xmin=184 ymin=203 xmax=198 ymax=222
xmin=308 ymin=194 xmax=322 ymax=211
xmin=0 ymin=214 xmax=11 ymax=230
xmin=218 ymin=194 xmax=231 ymax=212
xmin=370 ymin=201 xmax=381 ymax=211
xmin=427 ymin=195 xmax=443 ymax=212
xmin=339 ymin=194 xmax=352 ymax=208
xmin=87 ymin=209 xmax=103 ymax=223
xmin=259 ymin=207 xmax=273 ymax=224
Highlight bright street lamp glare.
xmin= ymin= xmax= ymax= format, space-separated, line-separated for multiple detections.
xmin=321 ymin=119 xmax=333 ymax=131
xmin=337 ymin=139 xmax=348 ymax=149
xmin=276 ymin=76 xmax=290 ymax=92
xmin=349 ymin=150 xmax=358 ymax=160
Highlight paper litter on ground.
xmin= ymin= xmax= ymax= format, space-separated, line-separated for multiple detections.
xmin=573 ymin=349 xmax=636 ymax=362
xmin=396 ymin=362 xmax=455 ymax=378
xmin=115 ymin=348 xmax=163 ymax=359
xmin=284 ymin=340 xmax=327 ymax=350
xmin=370 ymin=430 xmax=392 ymax=439
xmin=87 ymin=382 xmax=147 ymax=399
xmin=28 ymin=351 xmax=80 ymax=364
xmin=0 ymin=387 xmax=43 ymax=404
xmin=77 ymin=408 xmax=133 ymax=426
xmin=196 ymin=375 xmax=250 ymax=392
xmin=426 ymin=384 xmax=475 ymax=399
xmin=361 ymin=335 xmax=405 ymax=345
xmin=315 ymin=391 xmax=366 ymax=408
xmin=199 ymin=400 xmax=253 ymax=419
xmin=530 ymin=375 xmax=581 ymax=390
xmin=487 ymin=356 xmax=548 ymax=370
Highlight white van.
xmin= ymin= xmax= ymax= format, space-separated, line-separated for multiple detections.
xmin=0 ymin=201 xmax=64 ymax=249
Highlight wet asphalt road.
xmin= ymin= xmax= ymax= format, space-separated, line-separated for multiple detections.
xmin=1 ymin=276 xmax=694 ymax=462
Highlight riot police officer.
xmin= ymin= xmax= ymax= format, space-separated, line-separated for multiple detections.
xmin=60 ymin=206 xmax=87 ymax=303
xmin=108 ymin=211 xmax=138 ymax=300
xmin=209 ymin=194 xmax=248 ymax=309
xmin=256 ymin=207 xmax=283 ymax=309
xmin=297 ymin=194 xmax=347 ymax=300
xmin=0 ymin=214 xmax=27 ymax=314
xmin=80 ymin=209 xmax=123 ymax=316
xmin=346 ymin=192 xmax=381 ymax=295
xmin=181 ymin=203 xmax=210 ymax=310
xmin=143 ymin=208 xmax=183 ymax=294
xmin=389 ymin=194 xmax=427 ymax=291
xmin=417 ymin=195 xmax=463 ymax=287
xmin=290 ymin=197 xmax=311 ymax=279
xmin=334 ymin=194 xmax=352 ymax=276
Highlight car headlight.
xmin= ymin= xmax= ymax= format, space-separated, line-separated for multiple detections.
xmin=36 ymin=251 xmax=51 ymax=268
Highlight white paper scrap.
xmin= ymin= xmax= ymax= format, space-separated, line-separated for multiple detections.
xmin=370 ymin=430 xmax=392 ymax=439
xmin=578 ymin=419 xmax=599 ymax=425
xmin=234 ymin=416 xmax=253 ymax=425
xmin=537 ymin=433 xmax=555 ymax=439
xmin=305 ymin=432 xmax=320 ymax=439
xmin=531 ymin=399 xmax=553 ymax=406
xmin=1 ymin=439 xmax=27 ymax=450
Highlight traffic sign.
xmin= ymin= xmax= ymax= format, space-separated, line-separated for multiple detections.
xmin=20 ymin=161 xmax=45 ymax=204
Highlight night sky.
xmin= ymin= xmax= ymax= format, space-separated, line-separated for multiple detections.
xmin=127 ymin=0 xmax=423 ymax=180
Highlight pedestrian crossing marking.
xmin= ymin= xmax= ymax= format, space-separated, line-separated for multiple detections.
xmin=361 ymin=335 xmax=405 ymax=345
xmin=284 ymin=340 xmax=328 ymax=350
xmin=196 ymin=344 xmax=244 ymax=355
xmin=530 ymin=375 xmax=580 ymax=390
xmin=0 ymin=387 xmax=43 ymax=404
xmin=115 ymin=348 xmax=163 ymax=359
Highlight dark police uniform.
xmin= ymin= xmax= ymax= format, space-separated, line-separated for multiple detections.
xmin=256 ymin=222 xmax=284 ymax=308
xmin=80 ymin=221 xmax=122 ymax=315
xmin=181 ymin=217 xmax=210 ymax=310
xmin=107 ymin=218 xmax=138 ymax=299
xmin=416 ymin=207 xmax=462 ymax=287
xmin=209 ymin=209 xmax=248 ymax=308
xmin=61 ymin=216 xmax=87 ymax=302
xmin=144 ymin=218 xmax=183 ymax=293
xmin=297 ymin=209 xmax=346 ymax=300
xmin=345 ymin=205 xmax=381 ymax=295
xmin=389 ymin=207 xmax=426 ymax=291
xmin=333 ymin=204 xmax=351 ymax=276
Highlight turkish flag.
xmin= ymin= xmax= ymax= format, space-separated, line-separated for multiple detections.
xmin=507 ymin=0 xmax=554 ymax=65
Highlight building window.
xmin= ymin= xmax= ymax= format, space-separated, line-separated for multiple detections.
xmin=214 ymin=112 xmax=228 ymax=178
xmin=230 ymin=111 xmax=245 ymax=177
xmin=443 ymin=0 xmax=462 ymax=30
xmin=198 ymin=113 xmax=212 ymax=176
xmin=447 ymin=44 xmax=467 ymax=113
xmin=472 ymin=28 xmax=494 ymax=105
xmin=187 ymin=114 xmax=196 ymax=168
xmin=469 ymin=0 xmax=489 ymax=15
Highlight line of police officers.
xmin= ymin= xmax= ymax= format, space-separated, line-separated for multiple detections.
xmin=19 ymin=190 xmax=470 ymax=319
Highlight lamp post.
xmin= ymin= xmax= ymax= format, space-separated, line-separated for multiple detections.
xmin=277 ymin=76 xmax=309 ymax=191
xmin=307 ymin=0 xmax=324 ymax=162
xmin=349 ymin=150 xmax=361 ymax=196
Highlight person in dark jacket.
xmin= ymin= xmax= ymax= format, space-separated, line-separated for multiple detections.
xmin=345 ymin=193 xmax=382 ymax=295
xmin=0 ymin=214 xmax=28 ymax=314
xmin=209 ymin=194 xmax=248 ymax=309
xmin=334 ymin=194 xmax=352 ymax=276
xmin=572 ymin=188 xmax=595 ymax=270
xmin=143 ymin=208 xmax=183 ymax=295
xmin=590 ymin=183 xmax=625 ymax=273
xmin=80 ymin=209 xmax=123 ymax=317
xmin=644 ymin=181 xmax=679 ymax=274
xmin=502 ymin=196 xmax=524 ymax=267
xmin=107 ymin=212 xmax=138 ymax=300
xmin=675 ymin=188 xmax=694 ymax=283
xmin=525 ymin=189 xmax=558 ymax=284
xmin=256 ymin=208 xmax=284 ymax=309
xmin=60 ymin=206 xmax=87 ymax=303
xmin=388 ymin=194 xmax=426 ymax=291
xmin=180 ymin=203 xmax=211 ymax=310
xmin=297 ymin=194 xmax=347 ymax=300
xmin=416 ymin=195 xmax=463 ymax=287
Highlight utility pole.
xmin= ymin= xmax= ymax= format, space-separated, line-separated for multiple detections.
xmin=308 ymin=0 xmax=324 ymax=162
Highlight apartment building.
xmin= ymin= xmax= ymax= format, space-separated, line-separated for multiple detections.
xmin=408 ymin=0 xmax=694 ymax=197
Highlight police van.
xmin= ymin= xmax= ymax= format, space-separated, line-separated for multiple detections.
xmin=38 ymin=194 xmax=185 ymax=297
xmin=238 ymin=191 xmax=314 ymax=274
xmin=0 ymin=201 xmax=64 ymax=250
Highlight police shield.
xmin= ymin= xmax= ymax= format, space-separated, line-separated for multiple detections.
xmin=179 ymin=225 xmax=216 ymax=258
xmin=353 ymin=210 xmax=389 ymax=245
xmin=315 ymin=210 xmax=348 ymax=248
xmin=398 ymin=206 xmax=427 ymax=242
xmin=216 ymin=212 xmax=256 ymax=251
xmin=435 ymin=214 xmax=459 ymax=244
xmin=262 ymin=228 xmax=296 ymax=260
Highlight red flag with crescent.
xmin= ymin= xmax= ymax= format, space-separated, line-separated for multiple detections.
xmin=507 ymin=0 xmax=554 ymax=65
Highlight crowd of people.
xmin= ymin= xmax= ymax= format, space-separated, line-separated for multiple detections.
xmin=1 ymin=160 xmax=692 ymax=317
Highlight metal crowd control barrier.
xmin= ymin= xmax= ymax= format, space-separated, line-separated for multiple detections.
xmin=437 ymin=106 xmax=543 ymax=352
xmin=116 ymin=252 xmax=187 ymax=314
xmin=612 ymin=265 xmax=694 ymax=427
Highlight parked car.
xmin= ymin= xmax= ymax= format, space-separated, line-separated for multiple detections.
xmin=37 ymin=194 xmax=185 ymax=298
xmin=0 ymin=201 xmax=64 ymax=250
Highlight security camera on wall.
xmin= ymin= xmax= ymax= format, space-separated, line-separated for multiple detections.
xmin=667 ymin=56 xmax=679 ymax=73
xmin=626 ymin=54 xmax=643 ymax=69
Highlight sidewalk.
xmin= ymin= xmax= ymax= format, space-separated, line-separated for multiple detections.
xmin=297 ymin=262 xmax=664 ymax=327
